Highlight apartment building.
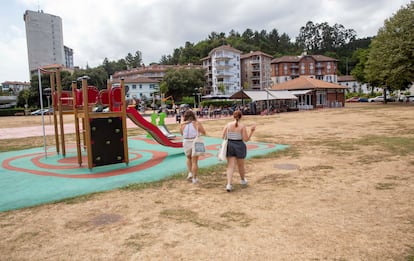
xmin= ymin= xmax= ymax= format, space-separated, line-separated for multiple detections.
xmin=1 ymin=81 xmax=31 ymax=95
xmin=271 ymin=54 xmax=338 ymax=85
xmin=24 ymin=10 xmax=74 ymax=75
xmin=201 ymin=45 xmax=242 ymax=96
xmin=240 ymin=51 xmax=273 ymax=90
xmin=111 ymin=77 xmax=160 ymax=101
xmin=112 ymin=64 xmax=202 ymax=83
xmin=112 ymin=64 xmax=203 ymax=101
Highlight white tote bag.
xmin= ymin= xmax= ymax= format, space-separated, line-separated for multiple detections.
xmin=217 ymin=138 xmax=228 ymax=161
xmin=217 ymin=125 xmax=228 ymax=161
xmin=192 ymin=124 xmax=206 ymax=157
xmin=192 ymin=136 xmax=206 ymax=156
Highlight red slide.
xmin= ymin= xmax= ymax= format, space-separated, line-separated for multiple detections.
xmin=126 ymin=107 xmax=183 ymax=148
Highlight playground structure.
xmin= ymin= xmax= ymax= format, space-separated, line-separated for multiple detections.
xmin=42 ymin=67 xmax=182 ymax=170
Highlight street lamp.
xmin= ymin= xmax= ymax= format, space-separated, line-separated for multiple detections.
xmin=192 ymin=87 xmax=203 ymax=109
xmin=265 ymin=80 xmax=272 ymax=115
xmin=152 ymin=91 xmax=159 ymax=111
xmin=198 ymin=87 xmax=203 ymax=108
xmin=44 ymin=88 xmax=52 ymax=123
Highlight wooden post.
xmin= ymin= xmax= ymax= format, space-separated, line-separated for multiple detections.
xmin=72 ymin=81 xmax=82 ymax=166
xmin=81 ymin=76 xmax=93 ymax=169
xmin=120 ymin=78 xmax=129 ymax=165
xmin=50 ymin=71 xmax=60 ymax=155
xmin=56 ymin=68 xmax=66 ymax=156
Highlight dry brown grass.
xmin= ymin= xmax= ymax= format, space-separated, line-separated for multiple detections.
xmin=0 ymin=103 xmax=414 ymax=260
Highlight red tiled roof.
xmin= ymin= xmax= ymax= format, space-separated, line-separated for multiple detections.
xmin=271 ymin=54 xmax=337 ymax=64
xmin=241 ymin=51 xmax=273 ymax=59
xmin=337 ymin=75 xmax=355 ymax=82
xmin=209 ymin=45 xmax=242 ymax=56
xmin=271 ymin=76 xmax=349 ymax=90
xmin=112 ymin=77 xmax=159 ymax=84
xmin=2 ymin=81 xmax=30 ymax=85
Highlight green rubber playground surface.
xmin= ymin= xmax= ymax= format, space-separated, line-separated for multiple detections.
xmin=0 ymin=135 xmax=288 ymax=212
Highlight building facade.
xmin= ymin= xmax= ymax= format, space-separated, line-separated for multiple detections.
xmin=271 ymin=76 xmax=348 ymax=109
xmin=240 ymin=51 xmax=273 ymax=90
xmin=271 ymin=54 xmax=338 ymax=85
xmin=112 ymin=77 xmax=160 ymax=101
xmin=201 ymin=45 xmax=242 ymax=96
xmin=112 ymin=64 xmax=202 ymax=83
xmin=1 ymin=81 xmax=31 ymax=95
xmin=64 ymin=46 xmax=74 ymax=69
xmin=24 ymin=10 xmax=73 ymax=75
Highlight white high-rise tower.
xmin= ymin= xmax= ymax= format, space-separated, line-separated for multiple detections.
xmin=23 ymin=10 xmax=66 ymax=73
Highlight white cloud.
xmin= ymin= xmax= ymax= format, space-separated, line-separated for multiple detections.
xmin=0 ymin=0 xmax=412 ymax=83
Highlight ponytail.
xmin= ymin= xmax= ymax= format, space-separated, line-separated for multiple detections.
xmin=233 ymin=110 xmax=242 ymax=127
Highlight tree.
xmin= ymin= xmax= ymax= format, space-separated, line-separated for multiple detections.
xmin=102 ymin=57 xmax=127 ymax=76
xmin=351 ymin=49 xmax=369 ymax=84
xmin=364 ymin=2 xmax=414 ymax=93
xmin=162 ymin=68 xmax=206 ymax=101
xmin=18 ymin=89 xmax=31 ymax=109
xmin=125 ymin=51 xmax=142 ymax=68
xmin=296 ymin=21 xmax=356 ymax=53
xmin=159 ymin=81 xmax=168 ymax=96
xmin=218 ymin=83 xmax=225 ymax=94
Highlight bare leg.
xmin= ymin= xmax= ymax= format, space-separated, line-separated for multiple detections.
xmin=236 ymin=158 xmax=246 ymax=180
xmin=191 ymin=156 xmax=199 ymax=179
xmin=226 ymin=157 xmax=236 ymax=186
xmin=186 ymin=155 xmax=192 ymax=175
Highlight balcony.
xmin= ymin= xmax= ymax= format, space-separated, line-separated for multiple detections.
xmin=215 ymin=54 xmax=232 ymax=60
xmin=215 ymin=63 xmax=232 ymax=70
xmin=216 ymin=71 xmax=233 ymax=77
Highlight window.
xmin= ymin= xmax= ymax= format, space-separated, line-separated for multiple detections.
xmin=132 ymin=84 xmax=136 ymax=90
xmin=317 ymin=92 xmax=326 ymax=105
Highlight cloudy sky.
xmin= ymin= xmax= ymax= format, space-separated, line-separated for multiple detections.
xmin=0 ymin=0 xmax=411 ymax=83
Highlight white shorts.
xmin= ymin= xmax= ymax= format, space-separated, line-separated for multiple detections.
xmin=183 ymin=139 xmax=194 ymax=156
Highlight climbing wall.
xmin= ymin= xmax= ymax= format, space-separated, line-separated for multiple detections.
xmin=90 ymin=117 xmax=125 ymax=167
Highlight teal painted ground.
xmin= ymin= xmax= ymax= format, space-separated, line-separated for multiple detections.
xmin=0 ymin=135 xmax=288 ymax=212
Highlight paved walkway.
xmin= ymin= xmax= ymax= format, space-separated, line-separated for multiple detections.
xmin=0 ymin=113 xmax=231 ymax=140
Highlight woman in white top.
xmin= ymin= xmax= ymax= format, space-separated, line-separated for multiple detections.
xmin=180 ymin=110 xmax=206 ymax=184
xmin=222 ymin=110 xmax=255 ymax=192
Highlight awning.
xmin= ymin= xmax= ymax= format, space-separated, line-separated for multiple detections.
xmin=201 ymin=94 xmax=230 ymax=99
xmin=230 ymin=90 xmax=276 ymax=101
xmin=268 ymin=90 xmax=298 ymax=99
xmin=230 ymin=90 xmax=297 ymax=101
xmin=289 ymin=90 xmax=312 ymax=95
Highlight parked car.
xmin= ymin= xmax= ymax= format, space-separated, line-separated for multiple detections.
xmin=30 ymin=108 xmax=53 ymax=115
xmin=31 ymin=109 xmax=45 ymax=115
xmin=368 ymin=96 xmax=385 ymax=102
xmin=346 ymin=97 xmax=360 ymax=102
xmin=358 ymin=97 xmax=369 ymax=102
xmin=403 ymin=95 xmax=414 ymax=102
